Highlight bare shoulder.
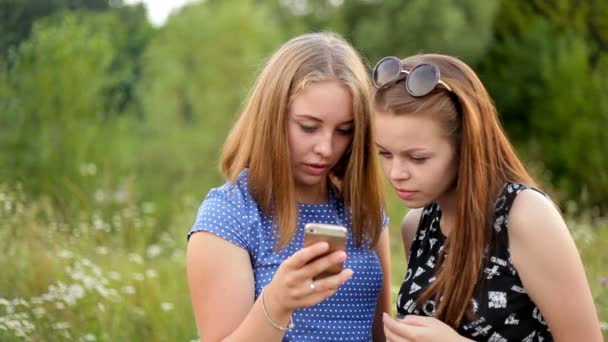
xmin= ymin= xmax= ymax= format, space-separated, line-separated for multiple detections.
xmin=507 ymin=189 xmax=603 ymax=340
xmin=508 ymin=188 xmax=566 ymax=239
xmin=401 ymin=208 xmax=423 ymax=255
xmin=186 ymin=232 xmax=254 ymax=340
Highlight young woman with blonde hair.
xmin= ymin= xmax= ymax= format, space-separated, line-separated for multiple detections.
xmin=186 ymin=32 xmax=391 ymax=341
xmin=372 ymin=53 xmax=602 ymax=341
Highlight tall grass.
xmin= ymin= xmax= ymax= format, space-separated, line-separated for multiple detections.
xmin=0 ymin=183 xmax=197 ymax=341
xmin=0 ymin=180 xmax=606 ymax=340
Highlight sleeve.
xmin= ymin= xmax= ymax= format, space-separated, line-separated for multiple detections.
xmin=381 ymin=208 xmax=390 ymax=230
xmin=186 ymin=188 xmax=249 ymax=250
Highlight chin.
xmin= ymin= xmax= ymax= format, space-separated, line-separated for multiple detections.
xmin=297 ymin=174 xmax=326 ymax=187
xmin=399 ymin=198 xmax=430 ymax=209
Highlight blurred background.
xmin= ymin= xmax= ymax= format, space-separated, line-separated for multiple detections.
xmin=0 ymin=0 xmax=606 ymax=340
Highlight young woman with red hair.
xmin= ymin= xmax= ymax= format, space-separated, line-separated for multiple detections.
xmin=372 ymin=53 xmax=602 ymax=341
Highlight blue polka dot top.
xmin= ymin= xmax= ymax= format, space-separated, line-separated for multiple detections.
xmin=188 ymin=169 xmax=386 ymax=341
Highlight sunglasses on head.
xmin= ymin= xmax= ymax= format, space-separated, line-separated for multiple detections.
xmin=372 ymin=56 xmax=453 ymax=97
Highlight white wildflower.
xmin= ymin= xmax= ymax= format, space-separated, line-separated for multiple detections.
xmin=128 ymin=253 xmax=143 ymax=265
xmin=30 ymin=297 xmax=43 ymax=305
xmin=108 ymin=271 xmax=121 ymax=281
xmin=84 ymin=333 xmax=97 ymax=341
xmin=94 ymin=189 xmax=106 ymax=203
xmin=59 ymin=250 xmax=73 ymax=259
xmin=122 ymin=286 xmax=136 ymax=295
xmin=142 ymin=202 xmax=155 ymax=214
xmin=146 ymin=244 xmax=162 ymax=259
xmin=32 ymin=307 xmax=46 ymax=318
xmin=145 ymin=269 xmax=158 ymax=279
xmin=161 ymin=302 xmax=174 ymax=312
xmin=95 ymin=246 xmax=108 ymax=255
xmin=53 ymin=321 xmax=71 ymax=330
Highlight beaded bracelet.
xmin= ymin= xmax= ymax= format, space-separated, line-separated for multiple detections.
xmin=260 ymin=286 xmax=295 ymax=331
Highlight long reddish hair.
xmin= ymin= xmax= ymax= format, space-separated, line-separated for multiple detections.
xmin=373 ymin=54 xmax=537 ymax=327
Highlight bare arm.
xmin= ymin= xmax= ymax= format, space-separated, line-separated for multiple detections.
xmin=372 ymin=228 xmax=392 ymax=341
xmin=401 ymin=209 xmax=422 ymax=260
xmin=508 ymin=190 xmax=602 ymax=341
xmin=187 ymin=232 xmax=284 ymax=342
xmin=187 ymin=232 xmax=354 ymax=342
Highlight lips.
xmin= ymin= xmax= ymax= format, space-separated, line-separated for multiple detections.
xmin=303 ymin=163 xmax=329 ymax=176
xmin=395 ymin=188 xmax=417 ymax=201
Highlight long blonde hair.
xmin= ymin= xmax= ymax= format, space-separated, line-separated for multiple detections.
xmin=221 ymin=32 xmax=385 ymax=249
xmin=374 ymin=54 xmax=537 ymax=327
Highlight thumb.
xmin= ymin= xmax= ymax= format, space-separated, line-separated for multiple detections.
xmin=402 ymin=314 xmax=431 ymax=327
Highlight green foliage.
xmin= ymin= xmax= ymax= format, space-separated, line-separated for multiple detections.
xmin=1 ymin=182 xmax=607 ymax=340
xmin=344 ymin=0 xmax=500 ymax=64
xmin=0 ymin=12 xmax=117 ymax=196
xmin=0 ymin=0 xmax=114 ymax=56
xmin=135 ymin=0 xmax=283 ymax=208
xmin=479 ymin=1 xmax=608 ymax=208
xmin=97 ymin=5 xmax=155 ymax=117
xmin=0 ymin=8 xmax=154 ymax=219
xmin=0 ymin=184 xmax=198 ymax=341
xmin=266 ymin=0 xmax=499 ymax=65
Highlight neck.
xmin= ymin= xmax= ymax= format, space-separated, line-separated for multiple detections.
xmin=295 ymin=179 xmax=329 ymax=204
xmin=437 ymin=187 xmax=457 ymax=236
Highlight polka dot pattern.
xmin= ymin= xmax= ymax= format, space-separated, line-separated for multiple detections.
xmin=188 ymin=170 xmax=385 ymax=341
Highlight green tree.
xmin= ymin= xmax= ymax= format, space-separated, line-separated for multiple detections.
xmin=479 ymin=0 xmax=608 ymax=209
xmin=0 ymin=11 xmax=134 ymax=207
xmin=345 ymin=0 xmax=500 ymax=64
xmin=263 ymin=0 xmax=499 ymax=65
xmin=0 ymin=0 xmax=114 ymax=55
xmin=135 ymin=0 xmax=282 ymax=207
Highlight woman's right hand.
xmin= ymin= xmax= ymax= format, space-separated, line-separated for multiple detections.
xmin=263 ymin=241 xmax=354 ymax=317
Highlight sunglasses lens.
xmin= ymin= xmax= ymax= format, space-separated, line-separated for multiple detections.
xmin=406 ymin=64 xmax=439 ymax=97
xmin=373 ymin=58 xmax=401 ymax=87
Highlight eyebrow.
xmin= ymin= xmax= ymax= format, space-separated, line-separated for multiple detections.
xmin=375 ymin=143 xmax=429 ymax=154
xmin=293 ymin=113 xmax=354 ymax=125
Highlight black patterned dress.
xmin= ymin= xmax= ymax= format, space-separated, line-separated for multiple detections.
xmin=396 ymin=183 xmax=554 ymax=341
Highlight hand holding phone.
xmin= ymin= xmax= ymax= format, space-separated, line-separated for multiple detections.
xmin=303 ymin=223 xmax=348 ymax=280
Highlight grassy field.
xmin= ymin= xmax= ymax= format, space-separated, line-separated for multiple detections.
xmin=0 ymin=183 xmax=606 ymax=341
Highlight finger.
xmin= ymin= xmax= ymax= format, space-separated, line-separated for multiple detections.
xmin=383 ymin=313 xmax=409 ymax=342
xmin=301 ymin=249 xmax=347 ymax=279
xmin=384 ymin=323 xmax=403 ymax=342
xmin=383 ymin=312 xmax=414 ymax=340
xmin=402 ymin=314 xmax=431 ymax=327
xmin=309 ymin=268 xmax=353 ymax=292
xmin=286 ymin=242 xmax=330 ymax=269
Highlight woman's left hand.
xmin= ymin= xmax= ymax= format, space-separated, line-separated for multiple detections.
xmin=382 ymin=313 xmax=472 ymax=342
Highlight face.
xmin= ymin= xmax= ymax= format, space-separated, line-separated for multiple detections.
xmin=374 ymin=111 xmax=458 ymax=208
xmin=287 ymin=80 xmax=354 ymax=202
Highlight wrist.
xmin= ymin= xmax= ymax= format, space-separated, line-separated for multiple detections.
xmin=260 ymin=286 xmax=294 ymax=330
xmin=264 ymin=284 xmax=293 ymax=317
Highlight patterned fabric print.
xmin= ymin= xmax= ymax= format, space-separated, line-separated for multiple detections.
xmin=396 ymin=183 xmax=554 ymax=341
xmin=189 ymin=170 xmax=385 ymax=341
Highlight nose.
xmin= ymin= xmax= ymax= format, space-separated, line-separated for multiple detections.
xmin=389 ymin=158 xmax=410 ymax=181
xmin=313 ymin=132 xmax=333 ymax=158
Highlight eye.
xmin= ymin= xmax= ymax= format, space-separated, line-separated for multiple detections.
xmin=410 ymin=156 xmax=427 ymax=164
xmin=336 ymin=127 xmax=353 ymax=136
xmin=299 ymin=124 xmax=316 ymax=133
xmin=378 ymin=150 xmax=392 ymax=159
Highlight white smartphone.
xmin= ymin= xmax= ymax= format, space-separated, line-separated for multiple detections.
xmin=303 ymin=223 xmax=348 ymax=279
